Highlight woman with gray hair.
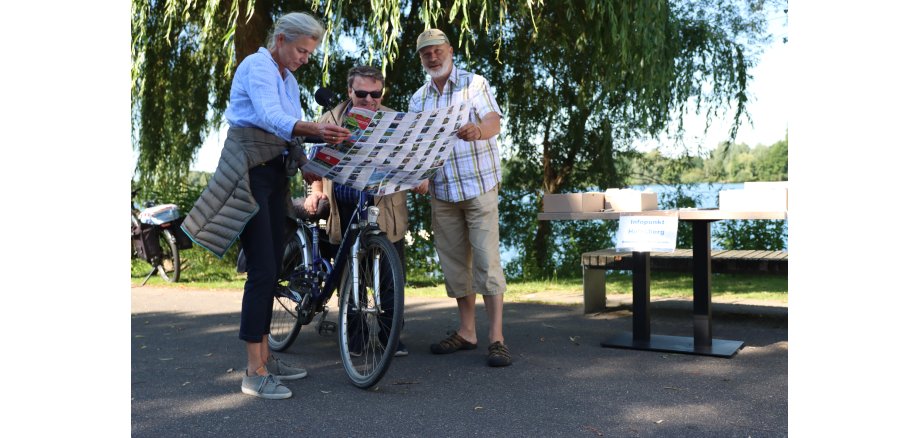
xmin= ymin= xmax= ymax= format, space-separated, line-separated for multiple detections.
xmin=181 ymin=11 xmax=351 ymax=400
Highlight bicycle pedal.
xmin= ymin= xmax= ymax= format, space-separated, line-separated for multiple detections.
xmin=317 ymin=321 xmax=337 ymax=336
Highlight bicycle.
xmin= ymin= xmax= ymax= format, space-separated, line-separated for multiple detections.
xmin=264 ymin=187 xmax=405 ymax=389
xmin=131 ymin=189 xmax=189 ymax=285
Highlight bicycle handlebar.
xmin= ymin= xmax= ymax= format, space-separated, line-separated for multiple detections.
xmin=298 ymin=135 xmax=325 ymax=144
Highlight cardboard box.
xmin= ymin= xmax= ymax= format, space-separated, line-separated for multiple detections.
xmin=719 ymin=187 xmax=788 ymax=212
xmin=604 ymin=189 xmax=658 ymax=212
xmin=543 ymin=192 xmax=606 ymax=212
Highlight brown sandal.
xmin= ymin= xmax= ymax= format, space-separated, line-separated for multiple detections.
xmin=430 ymin=331 xmax=478 ymax=354
xmin=487 ymin=341 xmax=512 ymax=367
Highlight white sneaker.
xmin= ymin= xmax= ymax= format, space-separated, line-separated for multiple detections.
xmin=241 ymin=372 xmax=292 ymax=399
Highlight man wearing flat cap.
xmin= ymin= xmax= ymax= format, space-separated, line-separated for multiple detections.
xmin=409 ymin=28 xmax=511 ymax=367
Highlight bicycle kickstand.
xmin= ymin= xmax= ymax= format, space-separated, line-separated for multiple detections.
xmin=140 ymin=266 xmax=158 ymax=286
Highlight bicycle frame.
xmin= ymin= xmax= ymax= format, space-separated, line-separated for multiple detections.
xmin=288 ymin=190 xmax=383 ymax=318
xmin=267 ymin=145 xmax=405 ymax=387
xmin=272 ymin=183 xmax=403 ymax=388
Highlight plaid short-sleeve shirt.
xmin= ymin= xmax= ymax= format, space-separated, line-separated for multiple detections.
xmin=408 ymin=66 xmax=502 ymax=203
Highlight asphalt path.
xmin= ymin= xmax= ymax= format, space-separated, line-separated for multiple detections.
xmin=131 ymin=286 xmax=788 ymax=437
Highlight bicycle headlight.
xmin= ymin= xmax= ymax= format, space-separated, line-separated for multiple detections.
xmin=367 ymin=206 xmax=380 ymax=225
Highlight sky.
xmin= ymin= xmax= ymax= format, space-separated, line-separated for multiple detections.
xmin=189 ymin=15 xmax=790 ymax=172
xmin=633 ymin=11 xmax=789 ymax=156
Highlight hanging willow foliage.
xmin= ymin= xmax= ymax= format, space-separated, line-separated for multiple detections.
xmin=131 ymin=0 xmax=524 ymax=191
xmin=131 ymin=0 xmax=780 ymax=275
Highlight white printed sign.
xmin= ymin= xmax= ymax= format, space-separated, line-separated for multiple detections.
xmin=615 ymin=214 xmax=679 ymax=252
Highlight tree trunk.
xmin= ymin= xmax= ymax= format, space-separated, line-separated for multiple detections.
xmin=533 ymin=198 xmax=553 ymax=277
xmin=533 ymin=105 xmax=587 ymax=278
xmin=234 ymin=0 xmax=273 ymax=67
xmin=533 ymin=129 xmax=557 ymax=277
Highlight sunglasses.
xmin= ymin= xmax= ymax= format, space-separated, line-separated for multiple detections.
xmin=353 ymin=89 xmax=383 ymax=98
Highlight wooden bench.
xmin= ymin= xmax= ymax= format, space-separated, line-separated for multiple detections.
xmin=581 ymin=249 xmax=788 ymax=313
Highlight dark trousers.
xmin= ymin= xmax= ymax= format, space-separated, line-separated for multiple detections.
xmin=238 ymin=156 xmax=287 ymax=342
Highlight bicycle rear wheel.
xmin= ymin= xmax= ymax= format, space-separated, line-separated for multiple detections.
xmin=338 ymin=234 xmax=404 ymax=388
xmin=269 ymin=228 xmax=309 ymax=351
xmin=158 ymin=229 xmax=181 ymax=282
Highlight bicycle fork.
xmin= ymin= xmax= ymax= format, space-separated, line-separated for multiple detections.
xmin=350 ymin=207 xmax=383 ymax=317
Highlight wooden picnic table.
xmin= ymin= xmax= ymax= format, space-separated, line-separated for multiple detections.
xmin=537 ymin=209 xmax=788 ymax=358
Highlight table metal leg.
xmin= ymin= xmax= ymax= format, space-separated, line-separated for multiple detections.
xmin=692 ymin=221 xmax=713 ymax=346
xmin=689 ymin=220 xmax=744 ymax=357
xmin=601 ymin=222 xmax=744 ymax=358
xmin=632 ymin=251 xmax=650 ymax=341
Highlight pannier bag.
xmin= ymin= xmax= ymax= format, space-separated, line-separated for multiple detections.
xmin=132 ymin=223 xmax=162 ymax=262
xmin=169 ymin=216 xmax=194 ymax=250
xmin=139 ymin=204 xmax=181 ymax=225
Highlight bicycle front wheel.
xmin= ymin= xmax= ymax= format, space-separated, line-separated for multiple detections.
xmin=158 ymin=229 xmax=181 ymax=282
xmin=269 ymin=228 xmax=309 ymax=352
xmin=338 ymin=234 xmax=404 ymax=388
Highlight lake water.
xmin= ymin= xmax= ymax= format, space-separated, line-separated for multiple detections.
xmin=633 ymin=182 xmax=787 ymax=249
xmin=629 ymin=182 xmax=744 ymax=209
xmin=629 ymin=182 xmax=788 ymax=249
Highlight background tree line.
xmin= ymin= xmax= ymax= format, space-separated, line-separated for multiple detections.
xmin=132 ymin=0 xmax=786 ymax=282
xmin=628 ymin=136 xmax=788 ymax=185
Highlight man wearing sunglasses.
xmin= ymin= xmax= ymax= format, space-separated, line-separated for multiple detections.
xmin=409 ymin=29 xmax=511 ymax=368
xmin=300 ymin=65 xmax=411 ymax=357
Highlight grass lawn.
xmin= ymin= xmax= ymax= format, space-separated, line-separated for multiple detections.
xmin=401 ymin=272 xmax=786 ymax=303
xmin=132 ymin=258 xmax=787 ymax=304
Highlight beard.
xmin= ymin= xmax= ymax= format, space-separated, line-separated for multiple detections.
xmin=424 ymin=56 xmax=453 ymax=80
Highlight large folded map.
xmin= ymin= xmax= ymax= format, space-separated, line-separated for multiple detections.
xmin=302 ymin=103 xmax=470 ymax=195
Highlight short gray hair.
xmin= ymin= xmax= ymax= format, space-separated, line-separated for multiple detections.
xmin=347 ymin=65 xmax=385 ymax=89
xmin=266 ymin=12 xmax=325 ymax=49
